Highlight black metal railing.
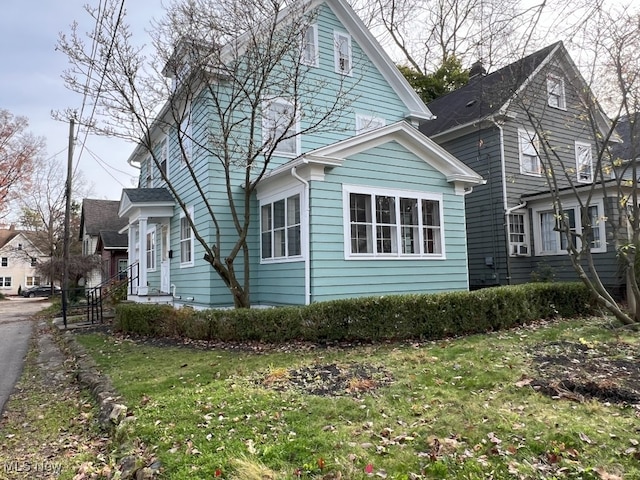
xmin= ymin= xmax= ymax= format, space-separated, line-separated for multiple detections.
xmin=86 ymin=262 xmax=139 ymax=324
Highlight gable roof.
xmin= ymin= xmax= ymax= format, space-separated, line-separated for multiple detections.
xmin=98 ymin=230 xmax=128 ymax=250
xmin=80 ymin=199 xmax=129 ymax=238
xmin=261 ymin=121 xmax=484 ymax=192
xmin=420 ymin=42 xmax=561 ymax=138
xmin=611 ymin=113 xmax=640 ymax=161
xmin=130 ymin=0 xmax=433 ymax=167
xmin=0 ymin=228 xmax=46 ymax=256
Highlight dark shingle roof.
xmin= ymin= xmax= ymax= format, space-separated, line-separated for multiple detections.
xmin=99 ymin=230 xmax=128 ymax=249
xmin=610 ymin=114 xmax=640 ymax=161
xmin=420 ymin=42 xmax=561 ymax=137
xmin=81 ymin=199 xmax=128 ymax=236
xmin=122 ymin=188 xmax=174 ymax=203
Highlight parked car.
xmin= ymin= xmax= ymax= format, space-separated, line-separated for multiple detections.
xmin=21 ymin=285 xmax=62 ymax=298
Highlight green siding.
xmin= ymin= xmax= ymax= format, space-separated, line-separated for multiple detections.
xmin=140 ymin=1 xmax=455 ymax=307
xmin=309 ymin=141 xmax=469 ymax=302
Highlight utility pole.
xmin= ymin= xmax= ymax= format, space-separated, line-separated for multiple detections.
xmin=62 ymin=116 xmax=74 ymax=328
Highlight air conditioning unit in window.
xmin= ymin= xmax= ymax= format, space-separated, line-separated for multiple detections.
xmin=511 ymin=244 xmax=529 ymax=256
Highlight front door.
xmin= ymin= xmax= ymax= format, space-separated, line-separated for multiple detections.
xmin=160 ymin=224 xmax=170 ymax=294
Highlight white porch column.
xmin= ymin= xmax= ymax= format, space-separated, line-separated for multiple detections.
xmin=127 ymin=225 xmax=136 ymax=294
xmin=138 ymin=217 xmax=148 ymax=295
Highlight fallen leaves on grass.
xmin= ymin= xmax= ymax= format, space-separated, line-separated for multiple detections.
xmin=257 ymin=362 xmax=393 ymax=397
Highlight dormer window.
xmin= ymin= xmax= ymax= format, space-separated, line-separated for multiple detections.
xmin=547 ymin=74 xmax=566 ymax=110
xmin=334 ymin=31 xmax=352 ymax=75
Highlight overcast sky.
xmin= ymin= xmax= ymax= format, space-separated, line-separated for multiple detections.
xmin=0 ymin=0 xmax=163 ymax=208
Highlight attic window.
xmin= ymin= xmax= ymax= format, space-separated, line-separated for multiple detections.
xmin=547 ymin=74 xmax=566 ymax=110
xmin=333 ymin=31 xmax=352 ymax=76
xmin=17 ymin=243 xmax=22 ymax=250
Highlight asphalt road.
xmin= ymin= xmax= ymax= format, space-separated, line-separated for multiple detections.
xmin=0 ymin=297 xmax=51 ymax=414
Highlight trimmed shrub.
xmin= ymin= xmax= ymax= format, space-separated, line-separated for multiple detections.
xmin=114 ymin=282 xmax=597 ymax=343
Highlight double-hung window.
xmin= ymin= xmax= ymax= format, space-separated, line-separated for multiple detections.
xmin=334 ymin=31 xmax=352 ymax=75
xmin=179 ymin=104 xmax=192 ymax=167
xmin=0 ymin=277 xmax=11 ymax=288
xmin=575 ymin=141 xmax=593 ymax=183
xmin=261 ymin=193 xmax=302 ymax=261
xmin=508 ymin=212 xmax=529 ymax=256
xmin=344 ymin=186 xmax=444 ymax=258
xmin=262 ymin=97 xmax=299 ymax=156
xmin=146 ymin=228 xmax=156 ymax=271
xmin=519 ymin=129 xmax=541 ymax=176
xmin=1 ymin=257 xmax=7 ymax=267
xmin=26 ymin=276 xmax=40 ymax=287
xmin=144 ymin=156 xmax=153 ymax=188
xmin=547 ymin=74 xmax=566 ymax=110
xmin=180 ymin=207 xmax=194 ymax=267
xmin=301 ymin=24 xmax=318 ymax=67
xmin=160 ymin=138 xmax=168 ymax=180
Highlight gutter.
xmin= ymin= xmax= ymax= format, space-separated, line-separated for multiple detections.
xmin=291 ymin=164 xmax=311 ymax=305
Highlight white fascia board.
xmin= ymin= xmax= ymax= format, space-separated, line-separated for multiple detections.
xmin=325 ymin=0 xmax=434 ymax=121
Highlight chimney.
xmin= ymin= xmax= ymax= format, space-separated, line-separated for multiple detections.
xmin=469 ymin=59 xmax=486 ymax=80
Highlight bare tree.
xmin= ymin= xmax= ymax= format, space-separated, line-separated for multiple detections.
xmin=508 ymin=3 xmax=640 ymax=325
xmin=58 ymin=0 xmax=359 ymax=307
xmin=16 ymin=157 xmax=93 ymax=289
xmin=358 ymin=0 xmax=607 ymax=80
xmin=0 ymin=109 xmax=45 ymax=219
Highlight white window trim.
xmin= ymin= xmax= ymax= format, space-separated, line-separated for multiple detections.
xmin=518 ymin=128 xmax=541 ymax=177
xmin=146 ymin=226 xmax=157 ymax=272
xmin=179 ymin=103 xmax=192 ymax=169
xmin=342 ymin=184 xmax=446 ymax=260
xmin=259 ymin=186 xmax=306 ymax=264
xmin=532 ymin=200 xmax=606 ymax=256
xmin=179 ymin=206 xmax=195 ymax=268
xmin=144 ymin=156 xmax=153 ymax=188
xmin=301 ymin=24 xmax=319 ymax=67
xmin=508 ymin=210 xmax=530 ymax=257
xmin=160 ymin=137 xmax=169 ymax=182
xmin=333 ymin=30 xmax=352 ymax=76
xmin=261 ymin=97 xmax=300 ymax=157
xmin=547 ymin=74 xmax=566 ymax=110
xmin=575 ymin=141 xmax=593 ymax=184
xmin=355 ymin=114 xmax=385 ymax=135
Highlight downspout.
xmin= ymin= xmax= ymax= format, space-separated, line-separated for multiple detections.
xmin=291 ymin=164 xmax=311 ymax=305
xmin=492 ymin=119 xmax=512 ymax=284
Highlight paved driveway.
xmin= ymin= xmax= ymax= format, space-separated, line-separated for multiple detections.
xmin=0 ymin=297 xmax=51 ymax=414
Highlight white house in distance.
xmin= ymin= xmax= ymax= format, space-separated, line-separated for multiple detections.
xmin=0 ymin=225 xmax=49 ymax=295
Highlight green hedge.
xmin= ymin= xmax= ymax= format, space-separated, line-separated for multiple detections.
xmin=114 ymin=282 xmax=596 ymax=343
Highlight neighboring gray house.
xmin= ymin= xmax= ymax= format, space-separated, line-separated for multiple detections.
xmin=419 ymin=42 xmax=624 ymax=295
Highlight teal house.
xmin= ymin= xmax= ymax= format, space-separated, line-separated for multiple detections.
xmin=117 ymin=0 xmax=483 ymax=308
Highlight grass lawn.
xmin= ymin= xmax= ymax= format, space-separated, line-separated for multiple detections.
xmin=74 ymin=316 xmax=640 ymax=479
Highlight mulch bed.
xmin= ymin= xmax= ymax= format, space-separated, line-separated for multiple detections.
xmin=528 ymin=340 xmax=640 ymax=406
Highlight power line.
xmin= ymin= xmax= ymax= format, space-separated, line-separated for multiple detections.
xmin=73 ymin=0 xmax=128 ymax=178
